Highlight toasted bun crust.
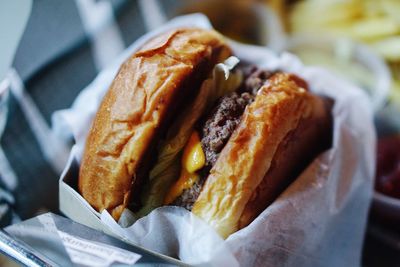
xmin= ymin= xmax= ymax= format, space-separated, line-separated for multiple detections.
xmin=79 ymin=28 xmax=231 ymax=219
xmin=192 ymin=73 xmax=332 ymax=238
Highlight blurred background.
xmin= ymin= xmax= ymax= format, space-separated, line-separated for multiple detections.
xmin=1 ymin=0 xmax=400 ymax=266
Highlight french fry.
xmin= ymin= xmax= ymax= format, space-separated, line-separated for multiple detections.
xmin=290 ymin=0 xmax=362 ymax=31
xmin=371 ymin=37 xmax=400 ymax=61
xmin=351 ymin=17 xmax=400 ymax=41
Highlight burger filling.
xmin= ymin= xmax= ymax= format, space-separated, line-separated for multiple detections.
xmin=168 ymin=65 xmax=273 ymax=210
xmin=136 ymin=57 xmax=274 ymax=216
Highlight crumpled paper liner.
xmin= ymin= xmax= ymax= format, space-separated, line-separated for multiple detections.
xmin=53 ymin=14 xmax=376 ymax=267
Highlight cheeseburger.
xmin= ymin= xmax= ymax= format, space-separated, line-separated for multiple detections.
xmin=79 ymin=28 xmax=332 ymax=238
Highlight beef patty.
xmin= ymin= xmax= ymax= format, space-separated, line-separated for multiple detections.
xmin=172 ymin=65 xmax=273 ymax=210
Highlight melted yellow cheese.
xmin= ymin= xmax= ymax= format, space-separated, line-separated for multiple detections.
xmin=164 ymin=131 xmax=205 ymax=205
xmin=182 ymin=131 xmax=205 ymax=173
xmin=164 ymin=170 xmax=199 ymax=205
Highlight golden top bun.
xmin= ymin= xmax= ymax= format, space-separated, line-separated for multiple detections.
xmin=78 ymin=28 xmax=231 ymax=219
xmin=192 ymin=73 xmax=332 ymax=238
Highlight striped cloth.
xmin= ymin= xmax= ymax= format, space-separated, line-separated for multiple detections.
xmin=1 ymin=0 xmax=181 ymax=226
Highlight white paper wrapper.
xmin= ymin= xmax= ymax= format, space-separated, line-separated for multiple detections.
xmin=53 ymin=14 xmax=376 ymax=267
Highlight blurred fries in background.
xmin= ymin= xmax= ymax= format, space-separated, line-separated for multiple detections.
xmin=268 ymin=0 xmax=400 ymax=106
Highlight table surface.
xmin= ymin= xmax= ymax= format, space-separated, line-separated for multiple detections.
xmin=1 ymin=0 xmax=398 ymax=265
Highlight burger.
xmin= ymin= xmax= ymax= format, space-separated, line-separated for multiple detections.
xmin=78 ymin=28 xmax=332 ymax=238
